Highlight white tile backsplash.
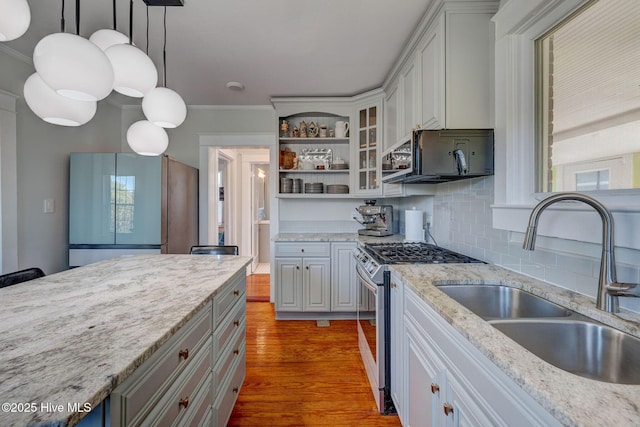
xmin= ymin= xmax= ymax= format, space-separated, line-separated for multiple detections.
xmin=431 ymin=176 xmax=640 ymax=314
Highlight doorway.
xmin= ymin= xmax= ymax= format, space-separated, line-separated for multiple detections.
xmin=207 ymin=147 xmax=270 ymax=274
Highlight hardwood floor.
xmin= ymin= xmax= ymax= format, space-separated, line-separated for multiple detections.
xmin=228 ymin=302 xmax=402 ymax=426
xmin=246 ymin=274 xmax=270 ymax=302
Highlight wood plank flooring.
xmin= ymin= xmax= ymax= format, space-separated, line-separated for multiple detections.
xmin=246 ymin=274 xmax=270 ymax=302
xmin=228 ymin=302 xmax=402 ymax=426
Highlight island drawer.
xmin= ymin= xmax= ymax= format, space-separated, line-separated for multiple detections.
xmin=214 ymin=270 xmax=246 ymax=325
xmin=180 ymin=373 xmax=213 ymax=427
xmin=213 ymin=350 xmax=246 ymax=427
xmin=141 ymin=337 xmax=212 ymax=427
xmin=111 ymin=302 xmax=212 ymax=426
xmin=213 ymin=298 xmax=246 ymax=356
xmin=274 ymin=242 xmax=331 ymax=257
xmin=213 ymin=326 xmax=246 ymax=396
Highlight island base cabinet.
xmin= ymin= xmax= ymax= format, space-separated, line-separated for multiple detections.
xmin=110 ymin=270 xmax=247 ymax=427
xmin=403 ymin=288 xmax=562 ymax=427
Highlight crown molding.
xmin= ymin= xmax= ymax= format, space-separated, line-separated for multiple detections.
xmin=0 ymin=44 xmax=32 ymax=65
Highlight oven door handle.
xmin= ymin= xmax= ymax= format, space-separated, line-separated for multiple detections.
xmin=356 ymin=265 xmax=378 ymax=294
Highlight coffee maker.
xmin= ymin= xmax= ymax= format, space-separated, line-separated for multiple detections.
xmin=353 ymin=200 xmax=394 ymax=237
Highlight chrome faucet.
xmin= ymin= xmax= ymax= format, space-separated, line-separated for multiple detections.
xmin=523 ymin=192 xmax=639 ymax=313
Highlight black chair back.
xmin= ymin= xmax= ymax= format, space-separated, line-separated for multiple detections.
xmin=0 ymin=267 xmax=45 ymax=289
xmin=189 ymin=245 xmax=239 ymax=255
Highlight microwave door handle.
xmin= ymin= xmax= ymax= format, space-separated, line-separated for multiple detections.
xmin=453 ymin=149 xmax=468 ymax=176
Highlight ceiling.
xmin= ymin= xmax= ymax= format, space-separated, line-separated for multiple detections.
xmin=4 ymin=0 xmax=433 ymax=106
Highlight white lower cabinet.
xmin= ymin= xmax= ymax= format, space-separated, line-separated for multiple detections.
xmin=275 ymin=241 xmax=359 ymax=315
xmin=110 ymin=270 xmax=246 ymax=427
xmin=331 ymin=242 xmax=357 ymax=311
xmin=400 ymin=287 xmax=562 ymax=427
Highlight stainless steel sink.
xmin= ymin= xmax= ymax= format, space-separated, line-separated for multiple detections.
xmin=437 ymin=285 xmax=572 ymax=319
xmin=493 ymin=320 xmax=640 ymax=384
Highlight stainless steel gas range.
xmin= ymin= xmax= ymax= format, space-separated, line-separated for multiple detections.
xmin=353 ymin=242 xmax=484 ymax=414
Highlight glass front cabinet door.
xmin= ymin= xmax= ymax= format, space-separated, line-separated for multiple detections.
xmin=354 ymin=97 xmax=383 ymax=196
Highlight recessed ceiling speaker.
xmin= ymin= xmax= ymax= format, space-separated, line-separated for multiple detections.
xmin=142 ymin=0 xmax=184 ymax=6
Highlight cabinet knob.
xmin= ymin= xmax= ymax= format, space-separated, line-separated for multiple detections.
xmin=233 ymin=348 xmax=239 ymax=355
xmin=443 ymin=403 xmax=454 ymax=416
xmin=296 ymin=266 xmax=300 ymax=270
xmin=430 ymin=383 xmax=439 ymax=394
xmin=306 ymin=266 xmax=309 ymax=270
xmin=233 ymin=320 xmax=240 ymax=327
xmin=179 ymin=397 xmax=189 ymax=409
xmin=233 ymin=387 xmax=239 ymax=394
xmin=233 ymin=290 xmax=240 ymax=296
xmin=301 ymin=248 xmax=304 ymax=252
xmin=391 ymin=282 xmax=397 ymax=289
xmin=178 ymin=348 xmax=189 ymax=360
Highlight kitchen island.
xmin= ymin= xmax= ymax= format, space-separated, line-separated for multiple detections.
xmin=391 ymin=263 xmax=640 ymax=427
xmin=0 ymin=254 xmax=251 ymax=427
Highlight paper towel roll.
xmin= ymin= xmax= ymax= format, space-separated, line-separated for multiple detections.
xmin=405 ymin=209 xmax=424 ymax=242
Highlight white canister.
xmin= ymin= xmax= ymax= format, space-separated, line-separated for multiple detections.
xmin=405 ymin=208 xmax=424 ymax=242
xmin=334 ymin=121 xmax=350 ymax=138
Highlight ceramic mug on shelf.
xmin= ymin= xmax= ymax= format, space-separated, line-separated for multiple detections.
xmin=334 ymin=121 xmax=349 ymax=138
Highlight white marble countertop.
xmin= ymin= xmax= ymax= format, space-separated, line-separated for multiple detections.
xmin=0 ymin=254 xmax=251 ymax=427
xmin=391 ymin=263 xmax=640 ymax=427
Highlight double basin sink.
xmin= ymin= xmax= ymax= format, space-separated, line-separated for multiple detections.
xmin=437 ymin=284 xmax=640 ymax=384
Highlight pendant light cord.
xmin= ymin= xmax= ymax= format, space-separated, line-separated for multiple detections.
xmin=75 ymin=0 xmax=80 ymax=35
xmin=60 ymin=0 xmax=65 ymax=32
xmin=163 ymin=6 xmax=167 ymax=87
xmin=146 ymin=6 xmax=149 ymax=54
xmin=113 ymin=0 xmax=117 ymax=30
xmin=129 ymin=0 xmax=133 ymax=45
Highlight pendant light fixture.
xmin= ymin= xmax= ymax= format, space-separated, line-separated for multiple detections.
xmin=142 ymin=6 xmax=186 ymax=128
xmin=105 ymin=0 xmax=158 ymax=97
xmin=33 ymin=0 xmax=114 ymax=102
xmin=89 ymin=0 xmax=128 ymax=51
xmin=0 ymin=0 xmax=31 ymax=41
xmin=24 ymin=73 xmax=97 ymax=126
xmin=127 ymin=120 xmax=168 ymax=156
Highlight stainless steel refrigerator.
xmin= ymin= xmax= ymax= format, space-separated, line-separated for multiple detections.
xmin=68 ymin=153 xmax=198 ymax=267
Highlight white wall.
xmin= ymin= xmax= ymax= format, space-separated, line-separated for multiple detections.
xmin=0 ymin=47 xmax=122 ymax=274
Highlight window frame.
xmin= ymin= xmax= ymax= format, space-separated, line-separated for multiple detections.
xmin=491 ymin=0 xmax=640 ymax=251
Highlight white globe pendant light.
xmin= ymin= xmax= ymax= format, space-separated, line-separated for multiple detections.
xmin=24 ymin=73 xmax=97 ymax=126
xmin=0 ymin=0 xmax=31 ymax=41
xmin=33 ymin=32 xmax=115 ymax=102
xmin=89 ymin=29 xmax=128 ymax=51
xmin=127 ymin=120 xmax=168 ymax=156
xmin=106 ymin=43 xmax=158 ymax=98
xmin=142 ymin=87 xmax=187 ymax=128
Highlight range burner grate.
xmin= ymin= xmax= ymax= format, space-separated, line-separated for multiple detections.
xmin=364 ymin=242 xmax=483 ymax=265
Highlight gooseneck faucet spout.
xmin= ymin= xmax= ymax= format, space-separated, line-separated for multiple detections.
xmin=523 ymin=192 xmax=638 ymax=313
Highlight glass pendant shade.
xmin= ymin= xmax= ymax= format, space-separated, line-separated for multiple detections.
xmin=24 ymin=73 xmax=97 ymax=126
xmin=89 ymin=29 xmax=129 ymax=51
xmin=0 ymin=0 xmax=31 ymax=41
xmin=142 ymin=87 xmax=187 ymax=128
xmin=33 ymin=33 xmax=115 ymax=102
xmin=105 ymin=44 xmax=158 ymax=97
xmin=127 ymin=120 xmax=168 ymax=156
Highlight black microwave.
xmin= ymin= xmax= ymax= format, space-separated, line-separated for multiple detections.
xmin=381 ymin=129 xmax=494 ymax=184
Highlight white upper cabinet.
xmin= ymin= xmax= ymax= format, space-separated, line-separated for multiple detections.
xmin=385 ymin=1 xmax=497 ymax=136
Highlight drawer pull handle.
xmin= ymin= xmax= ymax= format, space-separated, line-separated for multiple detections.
xmin=233 ymin=348 xmax=239 ymax=355
xmin=233 ymin=290 xmax=240 ymax=296
xmin=443 ymin=403 xmax=454 ymax=416
xmin=179 ymin=398 xmax=189 ymax=409
xmin=178 ymin=349 xmax=189 ymax=360
xmin=430 ymin=383 xmax=439 ymax=394
xmin=233 ymin=320 xmax=240 ymax=327
xmin=233 ymin=387 xmax=239 ymax=394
